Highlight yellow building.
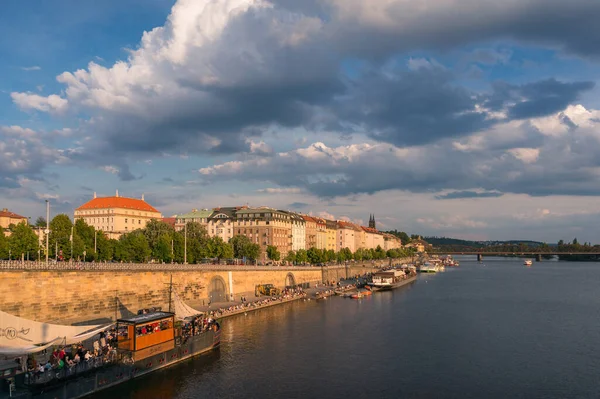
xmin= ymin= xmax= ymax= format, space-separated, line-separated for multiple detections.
xmin=314 ymin=217 xmax=327 ymax=250
xmin=0 ymin=208 xmax=28 ymax=229
xmin=325 ymin=220 xmax=337 ymax=252
xmin=74 ymin=191 xmax=162 ymax=239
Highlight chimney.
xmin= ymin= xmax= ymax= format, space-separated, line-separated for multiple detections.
xmin=93 ymin=192 xmax=97 ymax=199
xmin=116 ymin=189 xmax=119 ymax=197
xmin=141 ymin=193 xmax=145 ymax=201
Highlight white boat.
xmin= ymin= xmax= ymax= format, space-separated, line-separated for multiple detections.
xmin=419 ymin=262 xmax=438 ymax=273
xmin=524 ymin=260 xmax=533 ymax=266
xmin=368 ymin=269 xmax=417 ymax=291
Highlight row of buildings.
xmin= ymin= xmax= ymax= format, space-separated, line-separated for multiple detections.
xmin=74 ymin=192 xmax=405 ymax=260
xmin=5 ymin=192 xmax=408 ymax=261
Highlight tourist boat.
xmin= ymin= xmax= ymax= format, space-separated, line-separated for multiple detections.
xmin=368 ymin=269 xmax=417 ymax=292
xmin=524 ymin=260 xmax=533 ymax=266
xmin=4 ymin=289 xmax=221 ymax=399
xmin=18 ymin=311 xmax=221 ymax=399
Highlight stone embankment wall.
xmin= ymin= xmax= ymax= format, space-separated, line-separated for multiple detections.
xmin=0 ymin=263 xmax=322 ymax=324
xmin=0 ymin=258 xmax=412 ymax=324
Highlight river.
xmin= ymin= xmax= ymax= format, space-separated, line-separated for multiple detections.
xmin=91 ymin=258 xmax=600 ymax=398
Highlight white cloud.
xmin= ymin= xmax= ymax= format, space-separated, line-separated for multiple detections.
xmin=508 ymin=148 xmax=540 ymax=164
xmin=11 ymin=92 xmax=68 ymax=113
xmin=101 ymin=165 xmax=119 ymax=174
xmin=21 ymin=66 xmax=41 ymax=71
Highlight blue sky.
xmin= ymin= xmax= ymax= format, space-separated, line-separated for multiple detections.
xmin=3 ymin=0 xmax=600 ymax=243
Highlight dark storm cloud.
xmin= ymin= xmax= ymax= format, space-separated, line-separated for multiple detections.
xmin=435 ymin=191 xmax=504 ymax=200
xmin=485 ymin=79 xmax=595 ymax=120
xmin=12 ymin=0 xmax=600 ymax=184
xmin=338 ymin=66 xmax=491 ymax=146
xmin=329 ymin=0 xmax=600 ymax=59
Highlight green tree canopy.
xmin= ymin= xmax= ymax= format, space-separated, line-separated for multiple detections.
xmin=35 ymin=217 xmax=47 ymax=227
xmin=285 ymin=250 xmax=296 ymax=263
xmin=266 ymin=245 xmax=281 ymax=261
xmin=230 ymin=235 xmax=260 ymax=261
xmin=49 ymin=214 xmax=73 ymax=260
xmin=0 ymin=227 xmax=10 ymax=259
xmin=9 ymin=223 xmax=39 ymax=260
xmin=295 ymin=248 xmax=308 ymax=264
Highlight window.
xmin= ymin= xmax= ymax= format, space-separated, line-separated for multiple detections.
xmin=125 ymin=218 xmax=128 ymax=223
xmin=125 ymin=226 xmax=128 ymax=230
xmin=139 ymin=220 xmax=141 ymax=225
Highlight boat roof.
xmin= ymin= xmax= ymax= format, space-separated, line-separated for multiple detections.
xmin=117 ymin=311 xmax=175 ymax=325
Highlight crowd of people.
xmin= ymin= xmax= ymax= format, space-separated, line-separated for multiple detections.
xmin=181 ymin=315 xmax=220 ymax=339
xmin=206 ymin=287 xmax=306 ymax=318
xmin=24 ymin=330 xmax=118 ymax=384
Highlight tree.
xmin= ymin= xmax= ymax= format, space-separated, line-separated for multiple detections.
xmin=49 ymin=214 xmax=73 ymax=260
xmin=307 ymin=247 xmax=325 ymax=264
xmin=210 ymin=236 xmax=233 ymax=260
xmin=117 ymin=231 xmax=151 ymax=262
xmin=185 ymin=222 xmax=211 ymax=263
xmin=230 ymin=235 xmax=260 ymax=261
xmin=143 ymin=220 xmax=175 ymax=249
xmin=153 ymin=233 xmax=173 ymax=263
xmin=74 ymin=219 xmax=95 ymax=260
xmin=296 ymin=249 xmax=308 ymax=264
xmin=9 ymin=223 xmax=39 ymax=260
xmin=266 ymin=245 xmax=281 ymax=262
xmin=35 ymin=217 xmax=47 ymax=227
xmin=96 ymin=234 xmax=114 ymax=261
xmin=0 ymin=227 xmax=10 ymax=259
xmin=572 ymin=238 xmax=579 ymax=245
xmin=285 ymin=250 xmax=296 ymax=263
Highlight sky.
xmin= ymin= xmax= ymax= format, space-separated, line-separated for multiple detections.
xmin=2 ymin=0 xmax=600 ymax=243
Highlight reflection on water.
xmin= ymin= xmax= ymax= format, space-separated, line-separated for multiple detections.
xmin=91 ymin=260 xmax=600 ymax=399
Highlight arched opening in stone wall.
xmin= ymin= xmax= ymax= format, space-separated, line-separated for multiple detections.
xmin=285 ymin=273 xmax=296 ymax=288
xmin=208 ymin=276 xmax=227 ymax=303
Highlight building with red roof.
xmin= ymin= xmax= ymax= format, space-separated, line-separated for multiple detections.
xmin=0 ymin=208 xmax=28 ymax=230
xmin=74 ymin=190 xmax=162 ymax=238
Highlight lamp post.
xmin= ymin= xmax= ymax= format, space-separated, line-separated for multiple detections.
xmin=94 ymin=230 xmax=97 ymax=254
xmin=45 ymin=200 xmax=49 ymax=263
xmin=70 ymin=225 xmax=74 ymax=261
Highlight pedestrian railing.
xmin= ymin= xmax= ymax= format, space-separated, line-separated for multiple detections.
xmin=0 ymin=260 xmax=323 ymax=272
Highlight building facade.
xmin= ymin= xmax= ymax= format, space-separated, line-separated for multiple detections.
xmin=74 ymin=191 xmax=162 ymax=239
xmin=315 ymin=217 xmax=327 ymax=250
xmin=233 ymin=207 xmax=293 ymax=261
xmin=286 ymin=212 xmax=306 ymax=251
xmin=0 ymin=208 xmax=28 ymax=229
xmin=175 ymin=209 xmax=214 ymax=231
xmin=337 ymin=221 xmax=357 ymax=252
xmin=325 ymin=220 xmax=337 ymax=252
xmin=302 ymin=215 xmax=318 ymax=249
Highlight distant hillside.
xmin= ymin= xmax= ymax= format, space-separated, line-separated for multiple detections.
xmin=423 ymin=237 xmax=549 ymax=247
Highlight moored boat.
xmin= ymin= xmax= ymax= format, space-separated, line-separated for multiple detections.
xmin=18 ymin=311 xmax=221 ymax=399
xmin=524 ymin=260 xmax=533 ymax=266
xmin=419 ymin=262 xmax=438 ymax=273
xmin=368 ymin=268 xmax=417 ymax=292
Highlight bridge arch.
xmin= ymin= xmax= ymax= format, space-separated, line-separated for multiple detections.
xmin=208 ymin=276 xmax=228 ymax=303
xmin=285 ymin=272 xmax=296 ymax=288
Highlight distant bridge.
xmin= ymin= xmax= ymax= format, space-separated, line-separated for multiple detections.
xmin=430 ymin=252 xmax=600 ymax=261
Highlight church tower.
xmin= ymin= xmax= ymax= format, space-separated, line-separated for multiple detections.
xmin=369 ymin=214 xmax=376 ymax=229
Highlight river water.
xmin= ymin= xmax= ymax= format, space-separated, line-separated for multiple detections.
xmin=91 ymin=258 xmax=600 ymax=399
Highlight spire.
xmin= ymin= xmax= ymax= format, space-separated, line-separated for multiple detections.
xmin=93 ymin=192 xmax=97 ymax=199
xmin=116 ymin=189 xmax=119 ymax=197
xmin=141 ymin=193 xmax=145 ymax=201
